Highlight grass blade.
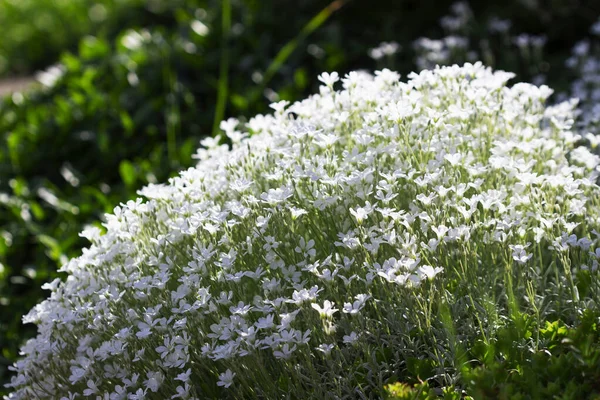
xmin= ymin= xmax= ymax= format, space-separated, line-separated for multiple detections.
xmin=212 ymin=0 xmax=232 ymax=137
xmin=261 ymin=0 xmax=347 ymax=89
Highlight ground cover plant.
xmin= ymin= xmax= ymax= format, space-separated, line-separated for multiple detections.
xmin=5 ymin=63 xmax=600 ymax=398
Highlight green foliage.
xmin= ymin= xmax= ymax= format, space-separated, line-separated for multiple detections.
xmin=385 ymin=382 xmax=463 ymax=400
xmin=462 ymin=310 xmax=600 ymax=399
xmin=0 ymin=0 xmax=141 ymax=76
xmin=385 ymin=289 xmax=600 ymax=399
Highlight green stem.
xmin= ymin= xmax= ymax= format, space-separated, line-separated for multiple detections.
xmin=212 ymin=0 xmax=232 ymax=137
xmin=260 ymin=0 xmax=347 ymax=90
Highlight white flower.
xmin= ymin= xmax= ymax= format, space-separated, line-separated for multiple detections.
xmin=230 ymin=178 xmax=253 ymax=192
xmin=295 ymin=237 xmax=316 ymax=258
xmin=369 ymin=41 xmax=401 ymax=60
xmin=316 ymin=343 xmax=335 ymax=355
xmin=417 ymin=265 xmax=443 ymax=280
xmin=289 ymin=206 xmax=308 ymax=219
xmin=82 ymin=380 xmax=98 ymax=396
xmin=311 ymin=300 xmax=338 ymax=318
xmin=129 ymin=388 xmax=147 ymax=400
xmin=342 ymin=294 xmax=370 ymax=315
xmin=217 ymin=369 xmax=236 ymax=388
xmin=273 ymin=343 xmax=297 ymax=359
xmin=510 ymin=244 xmax=533 ymax=265
xmin=191 ymin=20 xmax=209 ymax=36
xmin=343 ymin=331 xmax=360 ymax=345
xmin=230 ymin=301 xmax=253 ymax=315
xmin=290 ymin=286 xmax=321 ymax=305
xmin=349 ymin=202 xmax=373 ymax=224
xmin=175 ymin=369 xmax=192 ymax=383
xmin=36 ymin=64 xmax=65 ymax=88
xmin=256 ymin=314 xmax=275 ymax=330
xmin=144 ymin=371 xmax=164 ymax=393
xmin=261 ymin=187 xmax=294 ymax=205
xmin=317 ymin=71 xmax=339 ymax=87
xmin=431 ymin=225 xmax=449 ymax=240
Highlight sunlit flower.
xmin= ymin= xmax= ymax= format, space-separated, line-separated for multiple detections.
xmin=217 ymin=369 xmax=235 ymax=388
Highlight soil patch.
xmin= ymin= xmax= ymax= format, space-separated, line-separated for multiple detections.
xmin=0 ymin=76 xmax=35 ymax=97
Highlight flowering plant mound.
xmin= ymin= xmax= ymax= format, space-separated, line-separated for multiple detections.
xmin=7 ymin=63 xmax=600 ymax=399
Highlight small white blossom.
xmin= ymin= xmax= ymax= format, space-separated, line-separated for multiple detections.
xmin=217 ymin=369 xmax=236 ymax=388
xmin=317 ymin=71 xmax=339 ymax=87
xmin=316 ymin=343 xmax=335 ymax=355
xmin=311 ymin=300 xmax=338 ymax=319
xmin=343 ymin=331 xmax=360 ymax=345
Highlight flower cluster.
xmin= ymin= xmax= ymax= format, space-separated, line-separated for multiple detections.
xmin=6 ymin=63 xmax=600 ymax=399
xmin=566 ymin=18 xmax=600 ymax=135
xmin=413 ymin=2 xmax=475 ymax=70
xmin=411 ymin=2 xmax=548 ymax=86
xmin=368 ymin=41 xmax=401 ymax=61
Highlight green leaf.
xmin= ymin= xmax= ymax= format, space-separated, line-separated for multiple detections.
xmin=29 ymin=201 xmax=45 ymax=220
xmin=79 ymin=36 xmax=109 ymax=60
xmin=119 ymin=160 xmax=136 ymax=187
xmin=294 ymin=68 xmax=308 ymax=89
xmin=37 ymin=234 xmax=62 ymax=261
xmin=120 ymin=111 xmax=134 ymax=137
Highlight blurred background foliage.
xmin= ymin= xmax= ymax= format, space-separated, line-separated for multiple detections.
xmin=1 ymin=0 xmax=600 ymax=394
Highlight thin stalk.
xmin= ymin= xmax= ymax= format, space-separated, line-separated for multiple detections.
xmin=212 ymin=0 xmax=232 ymax=137
xmin=165 ymin=51 xmax=179 ymax=168
xmin=261 ymin=0 xmax=347 ymax=90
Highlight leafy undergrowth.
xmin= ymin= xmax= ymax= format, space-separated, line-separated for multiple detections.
xmin=386 ymin=309 xmax=600 ymax=399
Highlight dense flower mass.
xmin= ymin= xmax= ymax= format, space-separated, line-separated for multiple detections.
xmin=6 ymin=63 xmax=600 ymax=399
xmin=567 ymin=17 xmax=600 ymax=135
